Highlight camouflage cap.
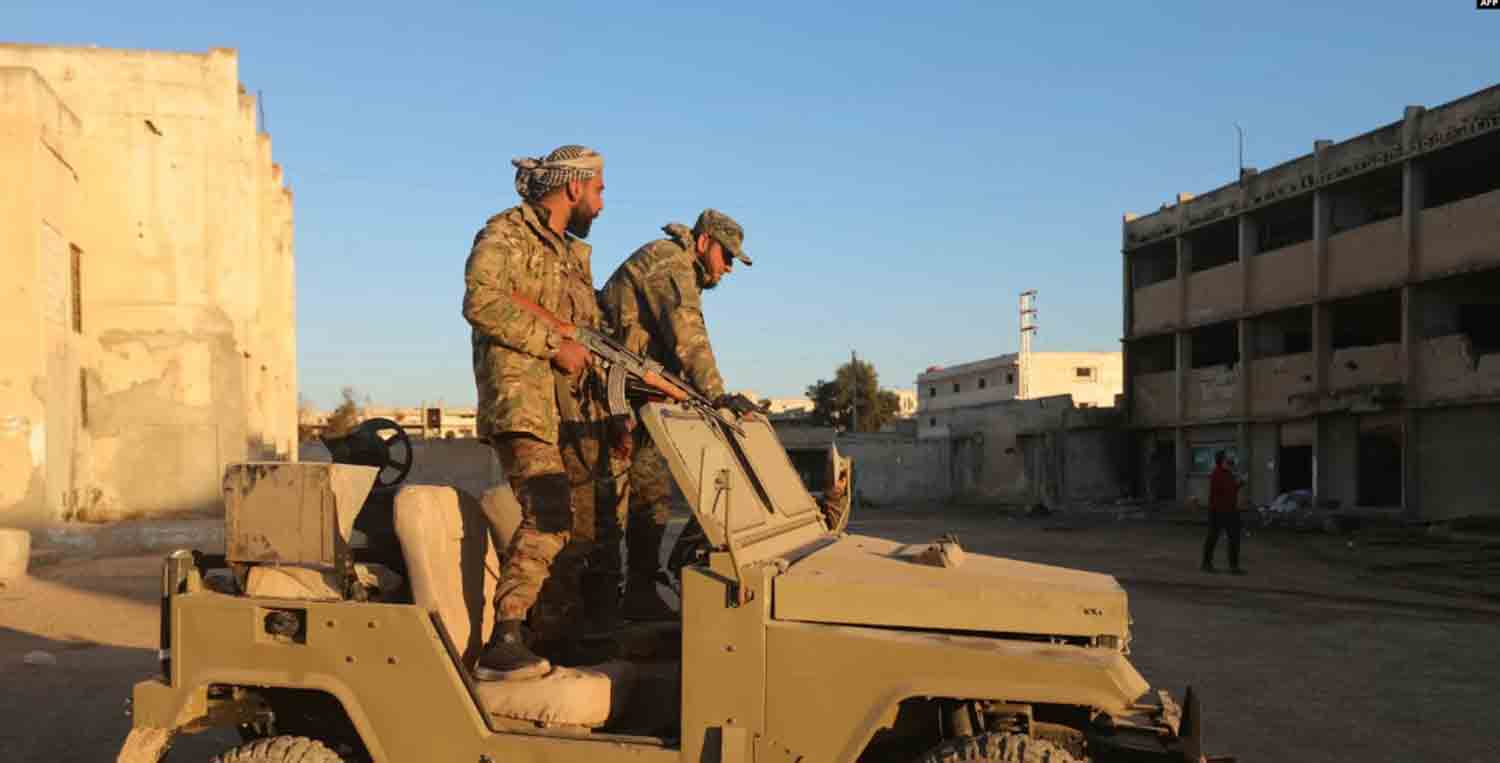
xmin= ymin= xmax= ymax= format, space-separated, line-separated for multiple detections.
xmin=692 ymin=209 xmax=752 ymax=267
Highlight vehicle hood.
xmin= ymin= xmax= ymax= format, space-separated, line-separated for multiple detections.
xmin=773 ymin=534 xmax=1131 ymax=643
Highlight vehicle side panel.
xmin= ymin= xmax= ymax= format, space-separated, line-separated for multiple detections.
xmin=680 ymin=563 xmax=773 ymax=763
xmin=763 ymin=621 xmax=1151 ymax=763
xmin=142 ymin=592 xmax=677 ymax=763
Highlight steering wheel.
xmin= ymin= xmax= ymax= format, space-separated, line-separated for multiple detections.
xmin=356 ymin=418 xmax=413 ymax=489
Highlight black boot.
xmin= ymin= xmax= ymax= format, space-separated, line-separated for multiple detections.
xmin=623 ymin=572 xmax=679 ymax=621
xmin=625 ymin=514 xmax=678 ymax=621
xmin=581 ymin=572 xmax=623 ymax=635
xmin=474 ymin=620 xmax=551 ymax=681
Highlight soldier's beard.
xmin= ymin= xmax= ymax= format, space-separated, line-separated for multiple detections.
xmin=566 ymin=204 xmax=597 ymax=239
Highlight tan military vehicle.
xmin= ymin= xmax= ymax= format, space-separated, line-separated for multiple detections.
xmin=118 ymin=409 xmax=1225 ymax=763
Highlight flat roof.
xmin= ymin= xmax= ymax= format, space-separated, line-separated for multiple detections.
xmin=1122 ymin=81 xmax=1500 ymax=250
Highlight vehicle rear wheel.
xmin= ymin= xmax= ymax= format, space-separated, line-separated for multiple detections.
xmin=212 ymin=736 xmax=344 ymax=763
xmin=915 ymin=732 xmax=1086 ymax=763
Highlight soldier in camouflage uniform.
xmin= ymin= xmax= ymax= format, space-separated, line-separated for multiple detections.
xmin=596 ymin=209 xmax=759 ymax=624
xmin=462 ymin=144 xmax=621 ymax=680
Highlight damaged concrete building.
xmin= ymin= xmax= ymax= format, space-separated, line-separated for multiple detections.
xmin=916 ymin=352 xmax=1122 ymax=439
xmin=0 ymin=45 xmax=295 ymax=525
xmin=1123 ymin=83 xmax=1500 ymax=519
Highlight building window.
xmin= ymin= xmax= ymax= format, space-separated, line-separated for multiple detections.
xmin=1075 ymin=367 xmax=1094 ymax=379
xmin=952 ymin=383 xmax=960 ymax=393
xmin=1006 ymin=372 xmax=1015 ymax=385
xmin=978 ymin=377 xmax=987 ymax=389
xmin=928 ymin=386 xmax=936 ymax=397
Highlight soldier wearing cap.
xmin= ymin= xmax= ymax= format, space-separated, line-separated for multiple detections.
xmin=594 ymin=209 xmax=758 ymax=625
xmin=462 ymin=144 xmax=619 ymax=680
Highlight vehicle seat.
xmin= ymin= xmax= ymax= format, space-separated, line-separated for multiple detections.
xmin=244 ymin=563 xmax=402 ymax=600
xmin=392 ymin=484 xmax=635 ymax=729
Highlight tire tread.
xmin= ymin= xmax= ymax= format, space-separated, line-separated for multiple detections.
xmin=214 ymin=735 xmax=344 ymax=763
xmin=915 ymin=731 xmax=1086 ymax=763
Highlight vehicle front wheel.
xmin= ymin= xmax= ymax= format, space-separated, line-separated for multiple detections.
xmin=212 ymin=736 xmax=344 ymax=763
xmin=915 ymin=732 xmax=1086 ymax=763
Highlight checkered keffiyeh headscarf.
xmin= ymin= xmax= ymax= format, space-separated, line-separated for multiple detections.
xmin=512 ymin=145 xmax=604 ymax=202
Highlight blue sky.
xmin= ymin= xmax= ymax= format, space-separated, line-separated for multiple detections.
xmin=8 ymin=1 xmax=1497 ymax=408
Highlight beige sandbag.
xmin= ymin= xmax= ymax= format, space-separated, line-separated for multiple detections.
xmin=243 ymin=563 xmax=404 ymax=601
xmin=245 ymin=566 xmax=341 ymax=600
xmin=474 ymin=660 xmax=636 ymax=728
xmin=393 ymin=485 xmax=501 ymax=665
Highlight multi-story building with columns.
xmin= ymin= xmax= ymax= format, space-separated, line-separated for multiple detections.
xmin=1121 ymin=83 xmax=1500 ymax=518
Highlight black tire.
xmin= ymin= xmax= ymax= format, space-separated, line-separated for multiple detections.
xmin=916 ymin=732 xmax=1087 ymax=763
xmin=213 ymin=736 xmax=344 ymax=763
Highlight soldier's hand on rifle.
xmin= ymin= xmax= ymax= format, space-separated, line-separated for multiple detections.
xmin=552 ymin=338 xmax=591 ymax=376
xmin=714 ymin=393 xmax=759 ymax=419
xmin=608 ymin=416 xmax=634 ymax=460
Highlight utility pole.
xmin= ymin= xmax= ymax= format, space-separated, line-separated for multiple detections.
xmin=1019 ymin=290 xmax=1038 ymax=400
xmin=1234 ymin=122 xmax=1246 ymax=179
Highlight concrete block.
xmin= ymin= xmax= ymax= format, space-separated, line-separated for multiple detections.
xmin=0 ymin=528 xmax=32 ymax=578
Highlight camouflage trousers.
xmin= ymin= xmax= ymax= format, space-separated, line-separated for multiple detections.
xmin=489 ymin=418 xmax=624 ymax=638
xmin=587 ymin=435 xmax=674 ymax=587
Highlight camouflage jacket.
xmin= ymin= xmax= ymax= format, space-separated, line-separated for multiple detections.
xmin=463 ymin=202 xmax=601 ymax=443
xmin=598 ymin=224 xmax=727 ymax=400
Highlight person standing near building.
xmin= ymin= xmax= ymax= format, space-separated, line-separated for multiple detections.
xmin=462 ymin=144 xmax=616 ymax=680
xmin=1201 ymin=450 xmax=1247 ymax=575
xmin=594 ymin=210 xmax=758 ymax=626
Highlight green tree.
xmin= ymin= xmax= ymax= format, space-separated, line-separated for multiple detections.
xmin=806 ymin=358 xmax=902 ymax=432
xmin=324 ymin=386 xmax=363 ymax=439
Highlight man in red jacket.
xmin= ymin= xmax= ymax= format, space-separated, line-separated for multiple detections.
xmin=1202 ymin=450 xmax=1247 ymax=574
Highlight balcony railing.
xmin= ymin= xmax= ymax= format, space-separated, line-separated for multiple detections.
xmin=1420 ymin=187 xmax=1500 ymax=278
xmin=1186 ymin=262 xmax=1243 ymax=324
xmin=1250 ymin=241 xmax=1314 ymax=311
xmin=1329 ymin=343 xmax=1403 ymax=391
xmin=1326 ymin=217 xmax=1404 ymax=298
xmin=1250 ymin=353 xmax=1314 ymax=418
xmin=1185 ymin=365 xmax=1240 ymax=421
xmin=1131 ymin=279 xmax=1179 ymax=335
xmin=1417 ymin=335 xmax=1500 ymax=404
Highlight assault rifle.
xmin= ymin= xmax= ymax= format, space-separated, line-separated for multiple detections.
xmin=508 ymin=292 xmax=746 ymax=436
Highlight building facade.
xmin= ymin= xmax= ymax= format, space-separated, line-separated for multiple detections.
xmin=0 ymin=45 xmax=296 ymax=525
xmin=916 ymin=352 xmax=1122 ymax=439
xmin=891 ymin=389 xmax=918 ymax=418
xmin=1121 ymin=84 xmax=1500 ymax=519
xmin=300 ymin=405 xmax=479 ymax=441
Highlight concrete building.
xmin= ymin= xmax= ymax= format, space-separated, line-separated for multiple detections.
xmin=732 ymin=392 xmax=816 ymax=416
xmin=916 ymin=352 xmax=1122 ymax=438
xmin=300 ymin=405 xmax=479 ymax=441
xmin=891 ymin=388 xmax=918 ymax=418
xmin=837 ymin=395 xmax=1126 ymax=508
xmin=0 ymin=45 xmax=295 ymax=525
xmin=767 ymin=398 xmax=814 ymax=416
xmin=1121 ymin=83 xmax=1500 ymax=519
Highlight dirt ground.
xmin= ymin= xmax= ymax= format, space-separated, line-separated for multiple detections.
xmin=1 ymin=508 xmax=1496 ymax=762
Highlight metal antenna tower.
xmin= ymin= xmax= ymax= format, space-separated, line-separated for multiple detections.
xmin=1019 ymin=290 xmax=1038 ymax=400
